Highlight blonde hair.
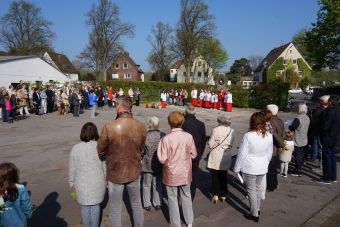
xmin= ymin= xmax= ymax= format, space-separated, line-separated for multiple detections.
xmin=168 ymin=111 xmax=184 ymax=128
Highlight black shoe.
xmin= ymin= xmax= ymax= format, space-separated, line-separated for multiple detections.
xmin=144 ymin=206 xmax=151 ymax=211
xmin=154 ymin=205 xmax=161 ymax=211
xmin=244 ymin=213 xmax=259 ymax=222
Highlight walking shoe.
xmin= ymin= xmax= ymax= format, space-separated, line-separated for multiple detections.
xmin=155 ymin=205 xmax=161 ymax=211
xmin=211 ymin=195 xmax=219 ymax=204
xmin=144 ymin=206 xmax=152 ymax=211
xmin=282 ymin=174 xmax=287 ymax=178
xmin=332 ymin=180 xmax=337 ymax=183
xmin=316 ymin=179 xmax=331 ymax=185
xmin=290 ymin=173 xmax=302 ymax=177
xmin=244 ymin=213 xmax=259 ymax=222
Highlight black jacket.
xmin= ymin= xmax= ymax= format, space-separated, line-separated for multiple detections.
xmin=71 ymin=92 xmax=80 ymax=106
xmin=321 ymin=105 xmax=340 ymax=148
xmin=33 ymin=92 xmax=40 ymax=105
xmin=182 ymin=114 xmax=207 ymax=163
xmin=309 ymin=107 xmax=325 ymax=137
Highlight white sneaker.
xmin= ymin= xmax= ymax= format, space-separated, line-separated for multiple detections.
xmin=187 ymin=224 xmax=192 ymax=227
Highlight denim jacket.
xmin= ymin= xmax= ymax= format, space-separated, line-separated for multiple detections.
xmin=0 ymin=184 xmax=32 ymax=227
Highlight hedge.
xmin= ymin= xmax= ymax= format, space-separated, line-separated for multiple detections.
xmin=94 ymin=80 xmax=289 ymax=110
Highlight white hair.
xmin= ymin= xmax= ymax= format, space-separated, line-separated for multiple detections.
xmin=298 ymin=103 xmax=308 ymax=114
xmin=319 ymin=95 xmax=330 ymax=103
xmin=267 ymin=104 xmax=279 ymax=115
xmin=147 ymin=116 xmax=160 ymax=130
xmin=217 ymin=112 xmax=231 ymax=126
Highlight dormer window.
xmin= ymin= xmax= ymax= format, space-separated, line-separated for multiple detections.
xmin=115 ymin=64 xmax=119 ymax=69
xmin=123 ymin=63 xmax=128 ymax=69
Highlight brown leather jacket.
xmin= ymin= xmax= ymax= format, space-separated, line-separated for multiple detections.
xmin=270 ymin=115 xmax=285 ymax=156
xmin=97 ymin=112 xmax=146 ymax=184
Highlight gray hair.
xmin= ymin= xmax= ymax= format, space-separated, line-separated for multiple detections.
xmin=185 ymin=105 xmax=197 ymax=115
xmin=298 ymin=103 xmax=308 ymax=114
xmin=147 ymin=116 xmax=160 ymax=130
xmin=217 ymin=112 xmax=231 ymax=126
xmin=116 ymin=95 xmax=132 ymax=110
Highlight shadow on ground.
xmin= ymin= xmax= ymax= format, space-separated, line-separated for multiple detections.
xmin=28 ymin=192 xmax=67 ymax=227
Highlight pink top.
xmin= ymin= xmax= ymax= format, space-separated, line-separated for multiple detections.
xmin=5 ymin=100 xmax=12 ymax=111
xmin=157 ymin=128 xmax=197 ymax=186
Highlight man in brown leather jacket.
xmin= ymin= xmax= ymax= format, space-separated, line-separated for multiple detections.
xmin=97 ymin=95 xmax=146 ymax=227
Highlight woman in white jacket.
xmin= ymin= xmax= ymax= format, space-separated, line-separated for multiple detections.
xmin=207 ymin=112 xmax=235 ymax=203
xmin=234 ymin=112 xmax=273 ymax=223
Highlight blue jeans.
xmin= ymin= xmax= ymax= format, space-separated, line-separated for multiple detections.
xmin=322 ymin=146 xmax=337 ymax=181
xmin=81 ymin=204 xmax=100 ymax=227
xmin=311 ymin=136 xmax=321 ymax=160
xmin=108 ymin=176 xmax=143 ymax=227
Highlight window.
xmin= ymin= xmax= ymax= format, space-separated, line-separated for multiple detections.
xmin=170 ymin=69 xmax=173 ymax=73
xmin=283 ymin=59 xmax=288 ymax=65
xmin=115 ymin=64 xmax=119 ymax=69
xmin=124 ymin=73 xmax=131 ymax=79
xmin=123 ymin=63 xmax=128 ymax=69
xmin=204 ymin=72 xmax=208 ymax=77
xmin=190 ymin=72 xmax=194 ymax=77
xmin=276 ymin=70 xmax=282 ymax=76
xmin=290 ymin=50 xmax=292 ymax=54
xmin=298 ymin=71 xmax=303 ymax=77
xmin=198 ymin=61 xmax=202 ymax=66
xmin=293 ymin=59 xmax=297 ymax=64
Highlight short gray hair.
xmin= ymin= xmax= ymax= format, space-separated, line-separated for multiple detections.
xmin=147 ymin=116 xmax=160 ymax=130
xmin=116 ymin=95 xmax=132 ymax=110
xmin=267 ymin=104 xmax=279 ymax=115
xmin=217 ymin=112 xmax=231 ymax=126
xmin=298 ymin=103 xmax=308 ymax=114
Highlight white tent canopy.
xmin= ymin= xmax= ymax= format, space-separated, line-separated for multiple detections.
xmin=0 ymin=56 xmax=69 ymax=87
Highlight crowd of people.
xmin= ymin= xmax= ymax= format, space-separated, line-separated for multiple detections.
xmin=0 ymin=81 xmax=142 ymax=122
xmin=0 ymin=90 xmax=339 ymax=226
xmin=160 ymin=88 xmax=233 ymax=112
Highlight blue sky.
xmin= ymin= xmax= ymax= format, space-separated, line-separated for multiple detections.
xmin=0 ymin=0 xmax=319 ymax=71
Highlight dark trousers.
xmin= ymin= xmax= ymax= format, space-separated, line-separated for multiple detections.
xmin=34 ymin=104 xmax=40 ymax=115
xmin=1 ymin=106 xmax=5 ymax=121
xmin=293 ymin=146 xmax=305 ymax=175
xmin=136 ymin=100 xmax=140 ymax=106
xmin=266 ymin=155 xmax=278 ymax=190
xmin=73 ymin=105 xmax=79 ymax=117
xmin=322 ymin=146 xmax=337 ymax=181
xmin=211 ymin=169 xmax=228 ymax=197
xmin=5 ymin=110 xmax=11 ymax=122
xmin=108 ymin=100 xmax=112 ymax=107
xmin=47 ymin=100 xmax=54 ymax=113
xmin=191 ymin=161 xmax=199 ymax=201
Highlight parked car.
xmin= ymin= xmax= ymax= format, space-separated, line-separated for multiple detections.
xmin=288 ymin=88 xmax=303 ymax=94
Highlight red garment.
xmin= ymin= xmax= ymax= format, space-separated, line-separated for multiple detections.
xmin=213 ymin=103 xmax=218 ymax=109
xmin=108 ymin=89 xmax=113 ymax=100
xmin=206 ymin=101 xmax=211 ymax=108
xmin=192 ymin=98 xmax=197 ymax=106
xmin=161 ymin=101 xmax=167 ymax=108
xmin=200 ymin=100 xmax=203 ymax=107
xmin=226 ymin=103 xmax=232 ymax=112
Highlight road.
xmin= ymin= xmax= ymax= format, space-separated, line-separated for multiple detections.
xmin=0 ymin=105 xmax=339 ymax=227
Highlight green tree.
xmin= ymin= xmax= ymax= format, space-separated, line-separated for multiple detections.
xmin=292 ymin=28 xmax=311 ymax=62
xmin=0 ymin=0 xmax=55 ymax=55
xmin=79 ymin=0 xmax=135 ymax=81
xmin=147 ymin=22 xmax=176 ymax=81
xmin=229 ymin=58 xmax=252 ymax=76
xmin=199 ymin=39 xmax=228 ymax=84
xmin=174 ymin=0 xmax=215 ymax=82
xmin=304 ymin=0 xmax=340 ymax=69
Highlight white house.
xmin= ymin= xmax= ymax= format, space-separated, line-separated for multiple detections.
xmin=169 ymin=56 xmax=215 ymax=85
xmin=0 ymin=56 xmax=69 ymax=86
xmin=254 ymin=42 xmax=312 ymax=83
xmin=43 ymin=52 xmax=79 ymax=81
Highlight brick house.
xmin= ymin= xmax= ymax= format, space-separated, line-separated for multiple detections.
xmin=107 ymin=52 xmax=144 ymax=81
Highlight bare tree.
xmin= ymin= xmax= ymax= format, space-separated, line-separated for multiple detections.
xmin=174 ymin=0 xmax=215 ymax=82
xmin=0 ymin=0 xmax=55 ymax=55
xmin=79 ymin=0 xmax=134 ymax=81
xmin=147 ymin=22 xmax=176 ymax=81
xmin=247 ymin=55 xmax=263 ymax=71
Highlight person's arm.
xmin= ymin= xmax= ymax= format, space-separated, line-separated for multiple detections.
xmin=321 ymin=109 xmax=332 ymax=132
xmin=20 ymin=187 xmax=33 ymax=219
xmin=289 ymin=118 xmax=300 ymax=131
xmin=267 ymin=135 xmax=274 ymax=162
xmin=68 ymin=149 xmax=75 ymax=188
xmin=272 ymin=120 xmax=285 ymax=148
xmin=230 ymin=129 xmax=235 ymax=148
xmin=189 ymin=136 xmax=197 ymax=160
xmin=201 ymin=124 xmax=207 ymax=152
xmin=208 ymin=128 xmax=217 ymax=148
xmin=97 ymin=126 xmax=109 ymax=159
xmin=234 ymin=134 xmax=249 ymax=173
xmin=157 ymin=138 xmax=169 ymax=165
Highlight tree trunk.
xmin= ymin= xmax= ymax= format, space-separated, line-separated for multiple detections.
xmin=99 ymin=69 xmax=107 ymax=81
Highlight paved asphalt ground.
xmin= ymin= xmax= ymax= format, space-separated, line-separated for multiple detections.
xmin=0 ymin=104 xmax=339 ymax=227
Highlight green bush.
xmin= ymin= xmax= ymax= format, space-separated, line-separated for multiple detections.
xmin=230 ymin=86 xmax=250 ymax=108
xmin=250 ymin=81 xmax=289 ymax=110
